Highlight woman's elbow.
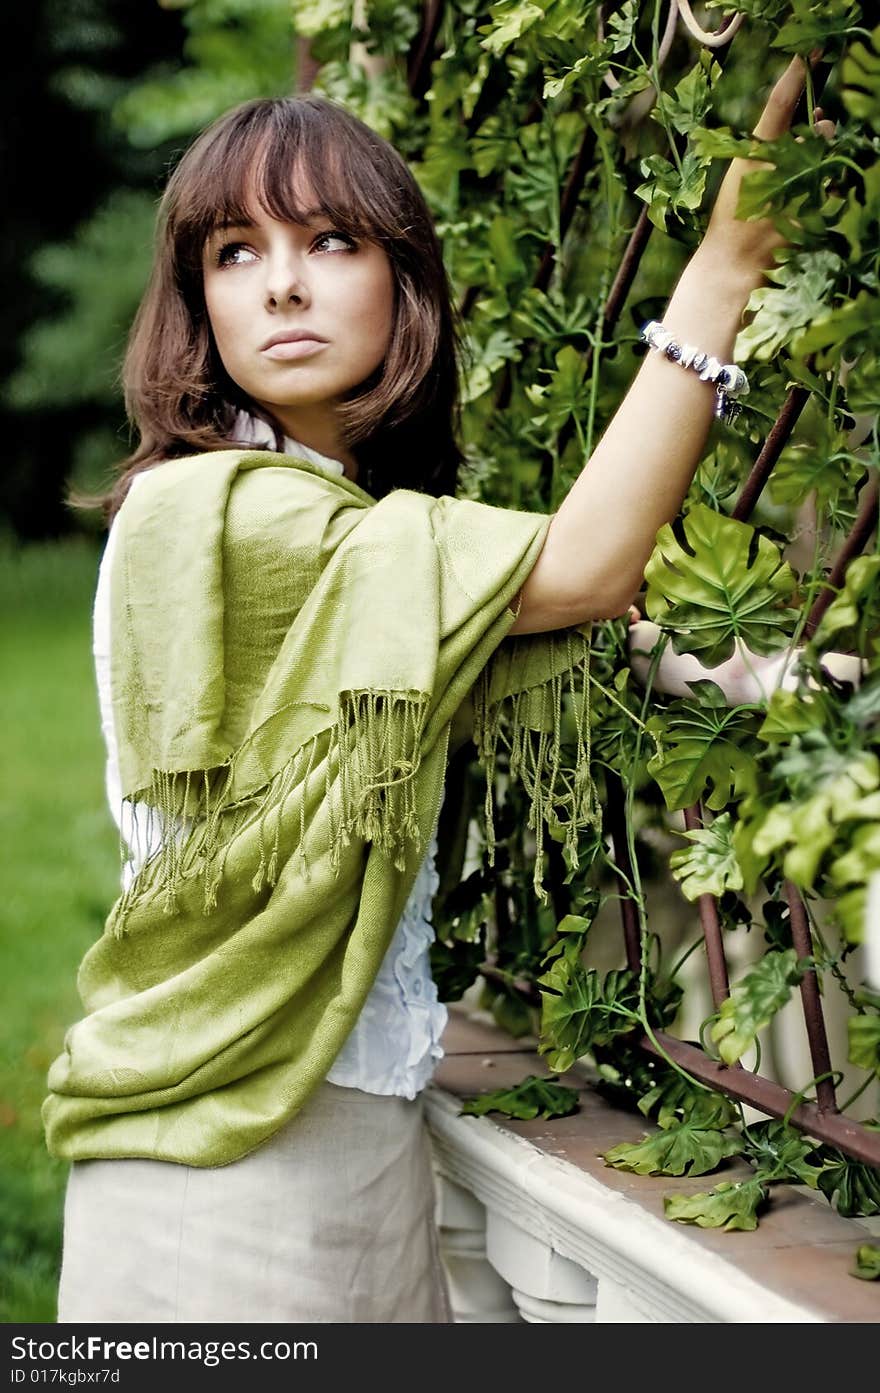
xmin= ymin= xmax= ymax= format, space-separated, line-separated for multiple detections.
xmin=509 ymin=579 xmax=636 ymax=634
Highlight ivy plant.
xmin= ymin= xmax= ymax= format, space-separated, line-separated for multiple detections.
xmin=294 ymin=0 xmax=880 ymax=1261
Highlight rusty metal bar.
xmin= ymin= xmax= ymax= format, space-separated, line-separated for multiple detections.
xmin=534 ymin=125 xmax=599 ymax=295
xmin=601 ymin=205 xmax=652 ymax=341
xmin=732 ymin=385 xmax=810 ymax=523
xmin=479 ymin=962 xmax=541 ymax=1005
xmin=295 ymin=36 xmax=322 ymax=93
xmin=641 ymin=1031 xmax=880 ymax=1165
xmin=683 ymin=803 xmax=732 ymax=1010
xmin=785 ymin=883 xmax=837 ymax=1114
xmin=553 ymin=206 xmax=654 ymax=465
xmin=604 ymin=772 xmax=643 ymax=974
xmin=407 ymin=0 xmax=445 ymax=99
xmin=803 ymin=476 xmax=880 ymax=639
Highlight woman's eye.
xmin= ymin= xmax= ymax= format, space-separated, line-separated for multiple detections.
xmin=215 ymin=242 xmax=257 ymax=267
xmin=314 ymin=230 xmax=357 ymax=253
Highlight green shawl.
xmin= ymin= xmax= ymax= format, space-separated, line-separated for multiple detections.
xmin=43 ymin=449 xmax=600 ymax=1166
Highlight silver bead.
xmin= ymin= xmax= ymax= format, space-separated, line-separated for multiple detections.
xmin=700 ymin=355 xmax=723 ymax=382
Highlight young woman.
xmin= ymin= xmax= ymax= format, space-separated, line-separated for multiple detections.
xmin=45 ymin=57 xmax=829 ymax=1324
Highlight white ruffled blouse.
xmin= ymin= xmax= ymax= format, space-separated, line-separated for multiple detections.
xmin=93 ymin=415 xmax=448 ymax=1102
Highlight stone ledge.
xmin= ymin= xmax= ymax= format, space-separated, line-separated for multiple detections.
xmin=424 ymin=1004 xmax=880 ymax=1323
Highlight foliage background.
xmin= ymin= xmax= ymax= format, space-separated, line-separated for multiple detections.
xmin=2 ymin=0 xmax=879 ymax=1318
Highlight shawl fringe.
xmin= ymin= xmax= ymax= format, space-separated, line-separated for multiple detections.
xmin=107 ymin=631 xmax=603 ymax=936
xmin=471 ymin=627 xmax=603 ymax=902
xmin=108 ymin=690 xmax=430 ymax=939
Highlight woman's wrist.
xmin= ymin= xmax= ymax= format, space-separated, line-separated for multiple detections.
xmin=655 ymin=242 xmax=758 ymax=370
xmin=688 ymin=237 xmax=767 ymax=309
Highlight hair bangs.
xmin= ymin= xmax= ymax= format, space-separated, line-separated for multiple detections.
xmin=172 ymin=102 xmax=393 ymax=275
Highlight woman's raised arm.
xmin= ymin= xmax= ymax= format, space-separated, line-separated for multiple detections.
xmin=510 ymin=55 xmax=831 ymax=636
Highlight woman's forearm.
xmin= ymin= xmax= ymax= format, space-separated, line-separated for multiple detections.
xmin=509 ymin=245 xmax=757 ymax=634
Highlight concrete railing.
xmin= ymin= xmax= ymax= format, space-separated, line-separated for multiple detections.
xmin=425 ymin=1006 xmax=880 ymax=1323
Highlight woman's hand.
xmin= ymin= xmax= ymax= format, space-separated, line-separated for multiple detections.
xmin=699 ymin=53 xmax=835 ymax=291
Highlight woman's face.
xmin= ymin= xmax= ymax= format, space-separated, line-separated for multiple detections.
xmin=201 ymin=179 xmax=394 ymax=463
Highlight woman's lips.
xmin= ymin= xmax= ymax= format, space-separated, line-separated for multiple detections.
xmin=261 ymin=338 xmax=328 ymax=361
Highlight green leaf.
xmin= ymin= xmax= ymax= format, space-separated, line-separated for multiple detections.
xmin=537 ymin=960 xmax=638 ymax=1073
xmin=539 ymin=911 xmax=594 ymax=968
xmin=542 ymin=45 xmax=612 ymax=101
xmin=771 ymin=0 xmax=862 ymax=53
xmin=813 ymin=555 xmax=880 ymax=652
xmin=644 ymin=504 xmax=798 ymax=666
xmin=524 ymin=345 xmax=590 ymax=437
xmin=670 ymin=812 xmax=744 ymax=900
xmin=757 ymin=689 xmax=827 ymax=745
xmin=478 ymin=1 xmax=543 ymax=55
xmin=711 ymin=948 xmax=806 ymax=1065
xmin=664 ymin=1178 xmax=768 ymax=1231
xmin=750 ymin=749 xmax=880 ymax=887
xmin=742 ymin=1119 xmax=825 ymax=1187
xmin=429 ymin=936 xmax=486 ymax=1002
xmin=635 ymin=150 xmax=709 ymax=231
xmin=816 ymin=1140 xmax=880 ymax=1217
xmin=852 ymin=1244 xmax=880 ymax=1281
xmin=605 ymin=1106 xmax=744 ymax=1178
xmin=606 ymin=0 xmax=638 ymax=54
xmin=461 ymin=327 xmax=521 ymax=403
xmin=638 ymin=1072 xmax=736 ymax=1132
xmin=657 ymin=52 xmax=721 ymax=137
xmin=794 ymin=289 xmax=880 ymax=365
xmin=5 ymin=192 xmax=158 ymax=410
xmin=843 ymin=25 xmax=880 ymax=131
xmin=646 ymin=702 xmax=758 ymax=812
xmin=849 ymin=1014 xmax=880 ymax=1077
xmin=459 ymin=1073 xmax=580 ymax=1120
xmin=736 ymin=252 xmax=844 ymax=363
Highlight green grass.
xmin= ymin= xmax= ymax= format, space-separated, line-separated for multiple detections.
xmin=0 ymin=537 xmax=120 ymax=1322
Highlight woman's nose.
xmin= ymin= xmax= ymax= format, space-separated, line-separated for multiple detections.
xmin=264 ymin=258 xmax=311 ymax=310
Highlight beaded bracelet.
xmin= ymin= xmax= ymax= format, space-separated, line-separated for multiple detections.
xmin=640 ymin=319 xmax=750 ymax=424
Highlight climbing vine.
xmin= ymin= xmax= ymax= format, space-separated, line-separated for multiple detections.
xmin=293 ymin=0 xmax=880 ymax=1251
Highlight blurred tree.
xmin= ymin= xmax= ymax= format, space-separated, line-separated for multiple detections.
xmin=0 ymin=0 xmax=184 ymax=539
xmin=2 ymin=0 xmax=294 ymax=540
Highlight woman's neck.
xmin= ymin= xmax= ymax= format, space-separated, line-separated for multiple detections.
xmin=262 ymin=404 xmax=358 ymax=481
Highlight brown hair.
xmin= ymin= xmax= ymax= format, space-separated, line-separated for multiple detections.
xmin=76 ymin=94 xmax=466 ymax=525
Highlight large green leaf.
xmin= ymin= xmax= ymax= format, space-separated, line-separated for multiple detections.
xmin=711 ymin=948 xmax=806 ymax=1065
xmin=605 ymin=1099 xmax=744 ymax=1179
xmin=537 ymin=960 xmax=638 ymax=1073
xmin=647 ymin=701 xmax=758 ymax=812
xmin=644 ymin=504 xmax=798 ymax=666
xmin=664 ymin=1178 xmax=768 ymax=1232
xmin=670 ymin=812 xmax=744 ymax=900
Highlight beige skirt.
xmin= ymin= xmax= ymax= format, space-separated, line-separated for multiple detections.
xmin=56 ymin=1080 xmax=453 ymax=1324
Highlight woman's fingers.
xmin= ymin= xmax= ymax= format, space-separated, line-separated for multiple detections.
xmin=752 ymin=54 xmax=811 ymax=140
xmin=813 ymin=106 xmax=835 ymax=142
